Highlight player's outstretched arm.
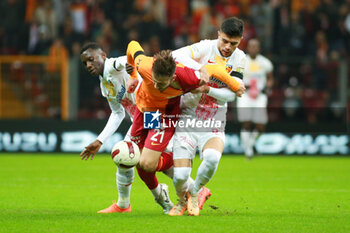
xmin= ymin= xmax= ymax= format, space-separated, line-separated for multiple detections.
xmin=80 ymin=140 xmax=103 ymax=160
xmin=80 ymin=101 xmax=126 ymax=160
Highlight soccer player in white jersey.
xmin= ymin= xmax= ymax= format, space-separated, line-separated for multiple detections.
xmin=237 ymin=39 xmax=274 ymax=159
xmin=169 ymin=17 xmax=246 ymax=216
xmin=79 ymin=43 xmax=174 ymax=214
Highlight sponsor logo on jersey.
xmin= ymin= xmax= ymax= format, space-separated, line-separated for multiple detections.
xmin=116 ymin=85 xmax=126 ymax=103
xmin=209 ymin=77 xmax=227 ymax=87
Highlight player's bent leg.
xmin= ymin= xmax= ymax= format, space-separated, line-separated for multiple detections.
xmin=139 ymin=148 xmax=162 ymax=172
xmin=193 ymin=148 xmax=222 ymax=194
xmin=137 ymin=165 xmax=158 ymax=187
xmin=188 ymin=138 xmax=223 ymax=215
xmin=168 ymin=159 xmax=192 ymax=216
xmin=173 ymin=166 xmax=192 ymax=200
xmin=156 ymin=151 xmax=174 ymax=172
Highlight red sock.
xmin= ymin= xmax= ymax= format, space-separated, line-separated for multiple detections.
xmin=156 ymin=152 xmax=173 ymax=171
xmin=136 ymin=167 xmax=158 ymax=190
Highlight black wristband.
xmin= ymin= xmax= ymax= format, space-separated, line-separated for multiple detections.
xmin=230 ymin=71 xmax=243 ymax=80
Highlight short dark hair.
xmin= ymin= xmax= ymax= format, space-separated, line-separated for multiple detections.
xmin=152 ymin=50 xmax=176 ymax=78
xmin=80 ymin=42 xmax=102 ymax=54
xmin=220 ymin=17 xmax=244 ymax=37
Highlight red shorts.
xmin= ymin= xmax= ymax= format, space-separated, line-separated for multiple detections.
xmin=130 ymin=108 xmax=176 ymax=152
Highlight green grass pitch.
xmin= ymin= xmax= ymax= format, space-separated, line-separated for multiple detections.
xmin=0 ymin=154 xmax=349 ymax=233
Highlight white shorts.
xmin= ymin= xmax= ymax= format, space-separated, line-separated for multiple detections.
xmin=237 ymin=93 xmax=268 ymax=124
xmin=173 ymin=130 xmax=225 ymax=160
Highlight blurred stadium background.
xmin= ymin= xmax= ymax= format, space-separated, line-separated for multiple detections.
xmin=0 ymin=0 xmax=349 ymax=154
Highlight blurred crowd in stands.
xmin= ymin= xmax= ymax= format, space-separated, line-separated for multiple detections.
xmin=0 ymin=0 xmax=349 ymax=123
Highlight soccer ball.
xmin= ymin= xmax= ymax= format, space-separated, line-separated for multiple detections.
xmin=111 ymin=140 xmax=140 ymax=167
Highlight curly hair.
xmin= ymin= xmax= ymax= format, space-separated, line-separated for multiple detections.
xmin=152 ymin=50 xmax=176 ymax=79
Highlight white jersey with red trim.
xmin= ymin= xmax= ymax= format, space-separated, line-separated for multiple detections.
xmin=99 ymin=56 xmax=139 ymax=118
xmin=171 ymin=39 xmax=246 ymax=156
xmin=174 ymin=39 xmax=246 ymax=122
xmin=96 ymin=56 xmax=141 ymax=143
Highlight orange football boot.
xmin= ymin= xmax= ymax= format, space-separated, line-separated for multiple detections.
xmin=186 ymin=192 xmax=200 ymax=216
xmin=168 ymin=201 xmax=187 ymax=216
xmin=97 ymin=201 xmax=131 ymax=213
xmin=198 ymin=187 xmax=211 ymax=210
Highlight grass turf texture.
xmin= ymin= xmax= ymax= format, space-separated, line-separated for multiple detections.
xmin=0 ymin=154 xmax=349 ymax=233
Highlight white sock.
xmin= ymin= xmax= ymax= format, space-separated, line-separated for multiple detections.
xmin=240 ymin=130 xmax=251 ymax=152
xmin=250 ymin=130 xmax=259 ymax=148
xmin=187 ymin=177 xmax=194 ymax=192
xmin=192 ymin=149 xmax=221 ymax=194
xmin=151 ymin=185 xmax=161 ymax=199
xmin=116 ymin=166 xmax=134 ymax=208
xmin=173 ymin=167 xmax=192 ymax=202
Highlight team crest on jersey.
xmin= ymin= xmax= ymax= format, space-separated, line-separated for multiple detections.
xmin=103 ymin=80 xmax=116 ymax=97
xmin=226 ymin=64 xmax=233 ymax=73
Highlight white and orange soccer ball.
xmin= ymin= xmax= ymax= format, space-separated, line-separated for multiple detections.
xmin=111 ymin=141 xmax=140 ymax=167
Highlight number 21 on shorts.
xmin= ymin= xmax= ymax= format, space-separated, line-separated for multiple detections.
xmin=150 ymin=129 xmax=165 ymax=143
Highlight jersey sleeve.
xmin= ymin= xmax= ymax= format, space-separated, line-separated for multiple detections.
xmin=264 ymin=57 xmax=273 ymax=73
xmin=172 ymin=47 xmax=202 ymax=70
xmin=126 ymin=40 xmax=154 ymax=82
xmin=126 ymin=40 xmax=145 ymax=79
xmin=207 ymin=87 xmax=236 ymax=102
xmin=96 ymin=99 xmax=125 ymax=143
xmin=188 ymin=40 xmax=212 ymax=60
xmin=174 ymin=66 xmax=201 ymax=92
xmin=204 ymin=64 xmax=241 ymax=92
xmin=112 ymin=56 xmax=127 ymax=71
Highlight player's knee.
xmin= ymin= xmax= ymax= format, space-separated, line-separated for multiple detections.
xmin=173 ymin=167 xmax=191 ymax=184
xmin=203 ymin=148 xmax=222 ymax=167
xmin=139 ymin=158 xmax=157 ymax=172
